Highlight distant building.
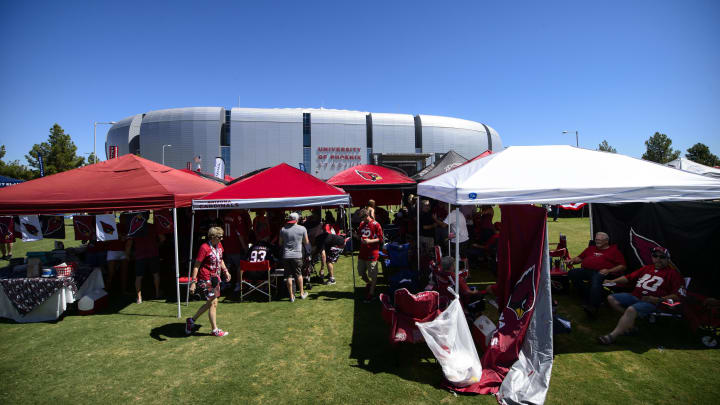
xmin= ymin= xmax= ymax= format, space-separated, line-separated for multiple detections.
xmin=105 ymin=107 xmax=502 ymax=179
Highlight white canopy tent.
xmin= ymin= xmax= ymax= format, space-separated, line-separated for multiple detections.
xmin=667 ymin=157 xmax=720 ymax=179
xmin=416 ymin=145 xmax=720 ymax=404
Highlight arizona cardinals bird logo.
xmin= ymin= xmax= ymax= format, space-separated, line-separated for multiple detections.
xmin=74 ymin=219 xmax=92 ymax=238
xmin=100 ymin=221 xmax=115 ymax=234
xmin=23 ymin=223 xmax=39 ymax=236
xmin=505 ymin=264 xmax=538 ymax=321
xmin=127 ymin=214 xmax=147 ymax=237
xmin=155 ymin=213 xmax=171 ymax=230
xmin=629 ymin=228 xmax=662 ymax=266
xmin=355 ymin=170 xmax=383 ymax=182
xmin=43 ymin=217 xmax=63 ymax=236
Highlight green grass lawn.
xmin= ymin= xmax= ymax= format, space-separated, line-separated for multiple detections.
xmin=1 ymin=218 xmax=719 ymax=404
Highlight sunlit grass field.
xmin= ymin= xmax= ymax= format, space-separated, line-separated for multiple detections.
xmin=1 ymin=215 xmax=718 ymax=404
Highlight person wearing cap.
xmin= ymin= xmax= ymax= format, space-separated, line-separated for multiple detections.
xmin=565 ymin=231 xmax=627 ymax=317
xmin=279 ymin=212 xmax=310 ymax=302
xmin=598 ymin=246 xmax=684 ymax=344
xmin=357 ymin=208 xmax=383 ymax=303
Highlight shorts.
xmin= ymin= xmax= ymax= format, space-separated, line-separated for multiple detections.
xmin=326 ymin=247 xmax=342 ymax=264
xmin=196 ymin=277 xmax=221 ymax=301
xmin=358 ymin=259 xmax=378 ymax=282
xmin=135 ymin=257 xmax=159 ymax=277
xmin=85 ymin=251 xmax=107 ymax=267
xmin=107 ymin=250 xmax=127 ymax=261
xmin=611 ymin=292 xmax=657 ymax=318
xmin=283 ymin=258 xmax=303 ymax=279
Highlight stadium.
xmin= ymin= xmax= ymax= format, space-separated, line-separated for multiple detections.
xmin=105 ymin=107 xmax=503 ymax=179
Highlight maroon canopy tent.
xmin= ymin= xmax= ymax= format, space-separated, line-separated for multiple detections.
xmin=326 ymin=164 xmax=416 ymax=206
xmin=0 ymin=154 xmax=225 ymax=318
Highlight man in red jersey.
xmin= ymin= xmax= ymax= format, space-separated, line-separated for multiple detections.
xmin=598 ymin=246 xmax=684 ymax=344
xmin=565 ymin=232 xmax=627 ymax=317
xmin=357 ymin=209 xmax=383 ymax=303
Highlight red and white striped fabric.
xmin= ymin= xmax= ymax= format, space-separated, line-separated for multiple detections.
xmin=559 ymin=203 xmax=587 ymax=210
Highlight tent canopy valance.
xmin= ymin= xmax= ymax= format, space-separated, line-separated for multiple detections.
xmin=326 ymin=164 xmax=416 ymax=206
xmin=193 ymin=163 xmax=350 ymax=210
xmin=0 ymin=154 xmax=225 ymax=215
xmin=418 ymin=145 xmax=720 ymax=205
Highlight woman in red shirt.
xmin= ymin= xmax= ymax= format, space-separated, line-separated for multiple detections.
xmin=186 ymin=226 xmax=231 ymax=337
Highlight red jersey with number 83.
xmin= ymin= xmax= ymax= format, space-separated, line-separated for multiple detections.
xmin=358 ymin=220 xmax=383 ymax=261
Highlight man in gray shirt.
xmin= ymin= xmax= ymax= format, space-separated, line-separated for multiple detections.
xmin=279 ymin=212 xmax=310 ymax=302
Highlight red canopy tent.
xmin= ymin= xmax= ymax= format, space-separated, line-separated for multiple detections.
xmin=0 ymin=154 xmax=225 ymax=318
xmin=326 ymin=164 xmax=416 ymax=206
xmin=194 ymin=163 xmax=349 ymax=209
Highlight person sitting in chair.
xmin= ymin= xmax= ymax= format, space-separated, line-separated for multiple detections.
xmin=598 ymin=246 xmax=684 ymax=344
xmin=565 ymin=232 xmax=626 ymax=317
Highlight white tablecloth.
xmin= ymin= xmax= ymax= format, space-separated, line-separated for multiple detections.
xmin=0 ymin=268 xmax=104 ymax=323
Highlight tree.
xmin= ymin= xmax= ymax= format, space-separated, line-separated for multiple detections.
xmin=84 ymin=152 xmax=98 ymax=166
xmin=597 ymin=140 xmax=617 ymax=153
xmin=0 ymin=145 xmax=35 ymax=180
xmin=25 ymin=124 xmax=85 ymax=176
xmin=641 ymin=132 xmax=680 ymax=164
xmin=686 ymin=143 xmax=720 ymax=167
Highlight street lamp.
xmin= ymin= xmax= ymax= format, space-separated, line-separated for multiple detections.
xmin=562 ymin=130 xmax=579 ymax=147
xmin=94 ymin=121 xmax=117 ymax=162
xmin=162 ymin=144 xmax=172 ymax=165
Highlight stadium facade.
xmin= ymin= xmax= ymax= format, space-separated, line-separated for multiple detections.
xmin=105 ymin=107 xmax=502 ymax=179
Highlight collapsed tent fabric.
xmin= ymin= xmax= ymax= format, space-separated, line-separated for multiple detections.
xmin=0 ymin=154 xmax=225 ymax=215
xmin=194 ymin=163 xmax=350 ymax=209
xmin=326 ymin=164 xmax=416 ymax=206
xmin=413 ymin=150 xmax=468 ymax=181
xmin=418 ymin=145 xmax=720 ymax=205
xmin=667 ymin=157 xmax=720 ymax=179
xmin=178 ymin=168 xmax=233 ymax=183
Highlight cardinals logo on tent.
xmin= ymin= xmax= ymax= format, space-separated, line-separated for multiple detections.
xmin=24 ymin=222 xmax=39 ymax=236
xmin=100 ymin=221 xmax=115 ymax=234
xmin=355 ymin=170 xmax=383 ymax=182
xmin=153 ymin=210 xmax=173 ymax=234
xmin=629 ymin=228 xmax=662 ymax=266
xmin=127 ymin=214 xmax=147 ymax=237
xmin=505 ymin=264 xmax=538 ymax=321
xmin=43 ymin=216 xmax=63 ymax=236
xmin=155 ymin=212 xmax=171 ymax=230
xmin=73 ymin=216 xmax=94 ymax=240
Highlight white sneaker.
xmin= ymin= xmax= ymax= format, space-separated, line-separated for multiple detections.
xmin=300 ymin=292 xmax=308 ymax=300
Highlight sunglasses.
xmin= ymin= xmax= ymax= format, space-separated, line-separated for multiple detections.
xmin=651 ymin=253 xmax=667 ymax=259
xmin=213 ymin=236 xmax=224 ymax=240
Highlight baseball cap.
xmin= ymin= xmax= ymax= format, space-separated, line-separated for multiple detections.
xmin=651 ymin=246 xmax=670 ymax=258
xmin=287 ymin=212 xmax=300 ymax=224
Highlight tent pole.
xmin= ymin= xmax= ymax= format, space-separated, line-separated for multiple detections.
xmin=589 ymin=203 xmax=594 ymax=239
xmin=455 ymin=208 xmax=460 ymax=295
xmin=173 ymin=208 xmax=181 ymax=319
xmin=416 ymin=197 xmax=420 ymax=272
xmin=347 ymin=206 xmax=356 ymax=294
xmin=448 ymin=202 xmax=451 ymax=255
xmin=187 ymin=210 xmax=195 ymax=305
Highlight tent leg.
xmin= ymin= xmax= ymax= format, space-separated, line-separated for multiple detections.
xmin=173 ymin=208 xmax=182 ymax=319
xmin=416 ymin=197 xmax=420 ymax=272
xmin=347 ymin=207 xmax=356 ymax=294
xmin=448 ymin=202 xmax=451 ymax=255
xmin=588 ymin=203 xmax=594 ymax=239
xmin=455 ymin=209 xmax=460 ymax=296
xmin=187 ymin=211 xmax=195 ymax=306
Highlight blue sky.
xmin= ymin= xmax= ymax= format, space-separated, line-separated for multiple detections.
xmin=1 ymin=0 xmax=718 ymax=164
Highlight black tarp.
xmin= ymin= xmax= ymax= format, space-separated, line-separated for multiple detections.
xmin=413 ymin=150 xmax=467 ymax=181
xmin=592 ymin=201 xmax=720 ymax=297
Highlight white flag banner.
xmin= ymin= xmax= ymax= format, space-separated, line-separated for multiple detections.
xmin=95 ymin=214 xmax=118 ymax=241
xmin=214 ymin=157 xmax=225 ymax=179
xmin=18 ymin=215 xmax=43 ymax=242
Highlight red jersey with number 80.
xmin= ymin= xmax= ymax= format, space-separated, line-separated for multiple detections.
xmin=626 ymin=264 xmax=684 ymax=299
xmin=358 ymin=220 xmax=383 ymax=261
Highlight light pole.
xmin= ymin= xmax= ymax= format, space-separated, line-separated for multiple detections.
xmin=562 ymin=130 xmax=579 ymax=147
xmin=162 ymin=144 xmax=172 ymax=165
xmin=94 ymin=121 xmax=117 ymax=162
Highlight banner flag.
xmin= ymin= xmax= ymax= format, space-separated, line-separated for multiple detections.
xmin=95 ymin=214 xmax=118 ymax=241
xmin=73 ymin=215 xmax=95 ymax=241
xmin=38 ymin=154 xmax=45 ymax=177
xmin=559 ymin=203 xmax=586 ymax=210
xmin=0 ymin=216 xmax=15 ymax=243
xmin=40 ymin=215 xmax=66 ymax=239
xmin=120 ymin=211 xmax=150 ymax=238
xmin=153 ymin=209 xmax=174 ymax=234
xmin=592 ymin=201 xmax=720 ymax=297
xmin=457 ymin=204 xmax=553 ymax=403
xmin=214 ymin=157 xmax=225 ymax=179
xmin=18 ymin=215 xmax=43 ymax=242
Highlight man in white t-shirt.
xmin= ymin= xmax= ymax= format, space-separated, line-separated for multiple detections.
xmin=444 ymin=206 xmax=469 ymax=259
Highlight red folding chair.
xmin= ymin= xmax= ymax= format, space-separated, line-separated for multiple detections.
xmin=238 ymin=260 xmax=272 ymax=302
xmin=379 ymin=288 xmax=440 ymax=344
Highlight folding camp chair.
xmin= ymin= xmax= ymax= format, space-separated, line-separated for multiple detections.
xmin=648 ymin=277 xmax=691 ymax=323
xmin=379 ymin=288 xmax=440 ymax=344
xmin=238 ymin=260 xmax=272 ymax=302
